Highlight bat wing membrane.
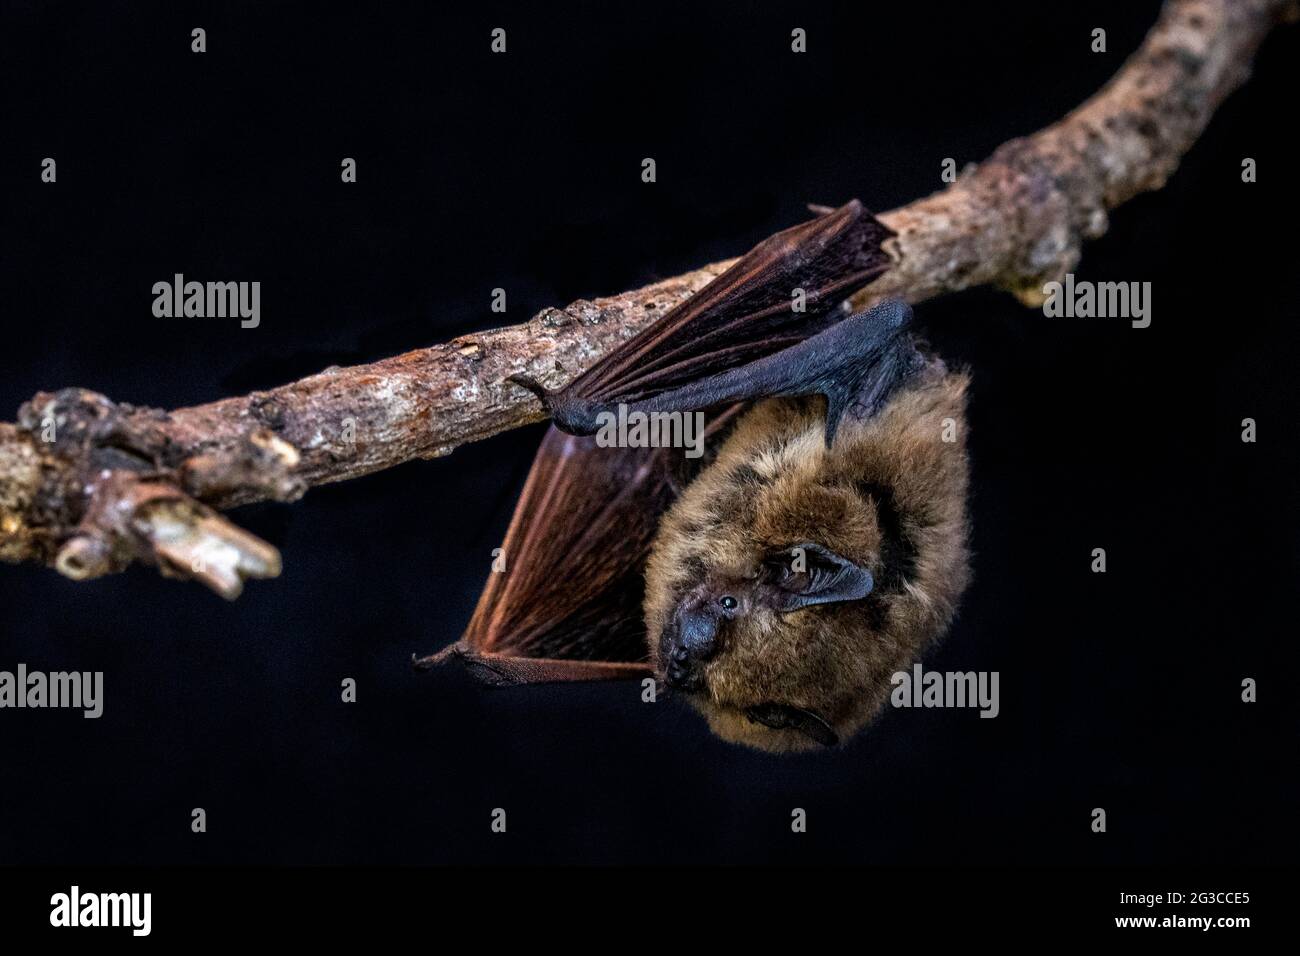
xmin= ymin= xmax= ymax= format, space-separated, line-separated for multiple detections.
xmin=415 ymin=411 xmax=744 ymax=685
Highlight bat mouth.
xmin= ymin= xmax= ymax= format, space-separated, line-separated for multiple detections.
xmin=661 ymin=668 xmax=706 ymax=694
xmin=656 ymin=655 xmax=708 ymax=695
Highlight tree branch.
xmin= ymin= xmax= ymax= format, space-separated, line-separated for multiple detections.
xmin=1 ymin=0 xmax=1293 ymax=597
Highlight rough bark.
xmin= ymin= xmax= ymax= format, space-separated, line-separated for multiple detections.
xmin=1 ymin=0 xmax=1293 ymax=598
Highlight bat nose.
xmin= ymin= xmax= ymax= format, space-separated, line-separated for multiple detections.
xmin=663 ymin=609 xmax=719 ymax=689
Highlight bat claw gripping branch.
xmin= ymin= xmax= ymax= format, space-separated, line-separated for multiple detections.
xmin=505 ymin=374 xmax=552 ymax=408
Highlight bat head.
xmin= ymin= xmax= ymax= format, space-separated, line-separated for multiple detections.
xmin=653 ymin=541 xmax=876 ymax=749
xmin=660 ymin=538 xmax=883 ymax=749
xmin=643 ymin=386 xmax=969 ymax=754
xmin=646 ymin=493 xmax=896 ymax=752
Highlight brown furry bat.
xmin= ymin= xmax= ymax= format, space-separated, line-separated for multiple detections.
xmin=416 ymin=200 xmax=971 ymax=752
xmin=643 ymin=367 xmax=969 ymax=752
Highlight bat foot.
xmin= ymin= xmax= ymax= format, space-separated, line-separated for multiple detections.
xmin=746 ymin=704 xmax=840 ymax=748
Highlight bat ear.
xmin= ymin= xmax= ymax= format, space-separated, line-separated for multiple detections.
xmin=766 ymin=542 xmax=873 ymax=610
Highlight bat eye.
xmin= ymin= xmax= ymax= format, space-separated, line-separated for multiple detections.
xmin=719 ymin=595 xmax=738 ymax=611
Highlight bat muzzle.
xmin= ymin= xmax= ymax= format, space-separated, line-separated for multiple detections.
xmin=661 ymin=605 xmax=721 ymax=691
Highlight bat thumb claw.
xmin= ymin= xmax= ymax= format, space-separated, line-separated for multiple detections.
xmin=507 ymin=373 xmax=553 ymax=408
xmin=507 ymin=373 xmax=603 ymax=434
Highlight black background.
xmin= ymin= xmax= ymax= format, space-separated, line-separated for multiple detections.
xmin=1 ymin=0 xmax=1296 ymax=868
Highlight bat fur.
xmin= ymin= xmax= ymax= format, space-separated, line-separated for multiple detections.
xmin=643 ymin=361 xmax=971 ymax=752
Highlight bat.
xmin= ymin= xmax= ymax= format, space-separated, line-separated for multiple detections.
xmin=415 ymin=200 xmax=971 ymax=752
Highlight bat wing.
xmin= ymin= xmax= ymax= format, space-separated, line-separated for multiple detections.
xmin=415 ymin=646 xmax=651 ymax=687
xmin=415 ymin=409 xmax=747 ymax=686
xmin=510 ymin=200 xmax=915 ymax=444
xmin=414 ymin=426 xmax=670 ymax=684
